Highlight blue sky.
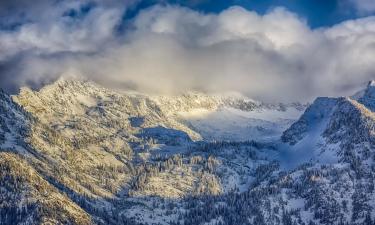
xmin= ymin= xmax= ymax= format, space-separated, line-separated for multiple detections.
xmin=124 ymin=0 xmax=371 ymax=27
xmin=0 ymin=0 xmax=372 ymax=30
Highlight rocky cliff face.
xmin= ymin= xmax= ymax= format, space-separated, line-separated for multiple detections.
xmin=359 ymin=80 xmax=375 ymax=111
xmin=282 ymin=81 xmax=375 ymax=161
xmin=281 ymin=97 xmax=338 ymax=145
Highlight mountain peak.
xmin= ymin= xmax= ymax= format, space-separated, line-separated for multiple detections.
xmin=281 ymin=97 xmax=338 ymax=145
xmin=323 ymin=97 xmax=375 ymax=148
xmin=36 ymin=76 xmax=105 ymax=98
xmin=52 ymin=75 xmax=89 ymax=88
xmin=359 ymin=80 xmax=375 ymax=111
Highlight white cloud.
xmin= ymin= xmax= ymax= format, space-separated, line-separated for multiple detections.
xmin=0 ymin=3 xmax=123 ymax=60
xmin=347 ymin=0 xmax=375 ymax=15
xmin=1 ymin=4 xmax=375 ymax=102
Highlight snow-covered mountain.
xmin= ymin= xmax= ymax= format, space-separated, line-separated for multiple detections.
xmin=0 ymin=89 xmax=29 ymax=151
xmin=1 ymin=78 xmax=375 ymax=225
xmin=281 ymin=80 xmax=375 ymax=166
xmin=173 ymin=94 xmax=305 ymax=142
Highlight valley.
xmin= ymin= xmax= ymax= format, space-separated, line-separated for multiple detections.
xmin=1 ymin=78 xmax=374 ymax=225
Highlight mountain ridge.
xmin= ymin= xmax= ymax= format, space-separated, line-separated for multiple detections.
xmin=1 ymin=78 xmax=375 ymax=225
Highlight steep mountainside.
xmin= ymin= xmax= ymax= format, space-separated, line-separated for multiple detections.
xmin=0 ymin=152 xmax=92 ymax=225
xmin=1 ymin=78 xmax=375 ymax=225
xmin=282 ymin=81 xmax=375 ymax=162
xmin=0 ymin=89 xmax=29 ymax=151
xmin=359 ymin=80 xmax=375 ymax=111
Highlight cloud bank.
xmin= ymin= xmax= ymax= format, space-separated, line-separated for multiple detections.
xmin=0 ymin=1 xmax=375 ymax=102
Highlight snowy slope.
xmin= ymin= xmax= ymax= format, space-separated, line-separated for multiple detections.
xmin=359 ymin=80 xmax=375 ymax=111
xmin=1 ymin=78 xmax=375 ymax=225
xmin=0 ymin=89 xmax=30 ymax=152
xmin=281 ymin=81 xmax=375 ymax=167
xmin=180 ymin=81 xmax=375 ymax=225
xmin=180 ymin=106 xmax=303 ymax=141
xmin=0 ymin=152 xmax=92 ymax=225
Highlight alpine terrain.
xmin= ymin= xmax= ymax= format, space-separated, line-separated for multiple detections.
xmin=1 ymin=77 xmax=375 ymax=225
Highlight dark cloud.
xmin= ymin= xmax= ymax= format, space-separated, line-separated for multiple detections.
xmin=0 ymin=59 xmax=19 ymax=93
xmin=0 ymin=0 xmax=59 ymax=27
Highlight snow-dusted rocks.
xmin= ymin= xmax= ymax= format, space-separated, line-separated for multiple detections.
xmin=283 ymin=81 xmax=375 ymax=148
xmin=324 ymin=97 xmax=375 ymax=147
xmin=1 ymin=77 xmax=375 ymax=225
xmin=359 ymin=80 xmax=375 ymax=111
xmin=0 ymin=89 xmax=30 ymax=151
xmin=281 ymin=97 xmax=338 ymax=145
xmin=0 ymin=152 xmax=92 ymax=225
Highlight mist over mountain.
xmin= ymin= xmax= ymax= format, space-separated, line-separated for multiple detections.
xmin=0 ymin=77 xmax=374 ymax=225
xmin=1 ymin=1 xmax=375 ymax=101
xmin=1 ymin=1 xmax=375 ymax=225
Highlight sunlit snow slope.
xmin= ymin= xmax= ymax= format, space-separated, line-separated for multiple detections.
xmin=1 ymin=78 xmax=375 ymax=225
